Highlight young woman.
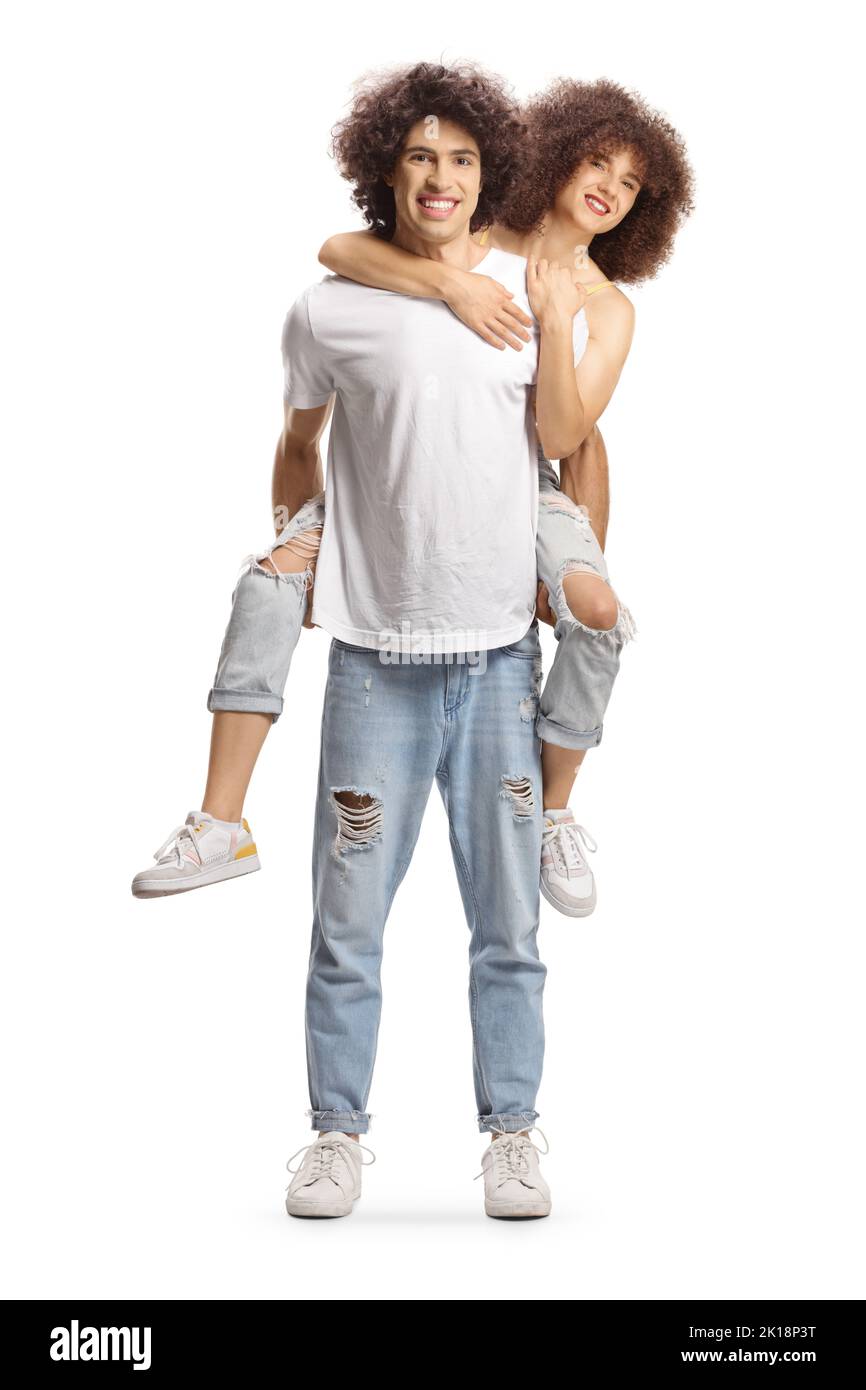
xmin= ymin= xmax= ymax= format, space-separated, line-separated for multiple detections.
xmin=131 ymin=76 xmax=694 ymax=916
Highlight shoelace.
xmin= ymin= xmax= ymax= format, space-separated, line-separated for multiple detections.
xmin=285 ymin=1137 xmax=376 ymax=1189
xmin=473 ymin=1127 xmax=550 ymax=1184
xmin=153 ymin=817 xmax=203 ymax=868
xmin=542 ymin=818 xmax=598 ymax=878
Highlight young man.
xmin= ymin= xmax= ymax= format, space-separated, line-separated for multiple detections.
xmin=274 ymin=63 xmax=591 ymax=1220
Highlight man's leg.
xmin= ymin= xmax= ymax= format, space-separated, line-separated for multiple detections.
xmin=433 ymin=628 xmax=547 ymax=1137
xmin=304 ymin=641 xmax=445 ymax=1139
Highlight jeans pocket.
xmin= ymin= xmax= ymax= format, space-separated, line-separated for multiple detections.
xmin=500 ymin=625 xmax=541 ymax=660
xmin=331 ymin=638 xmax=377 ymax=655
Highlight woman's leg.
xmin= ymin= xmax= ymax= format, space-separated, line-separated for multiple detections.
xmin=202 ymin=527 xmax=321 ymax=821
xmin=539 ymin=569 xmax=619 ymax=810
xmin=535 ymin=492 xmax=633 ymax=792
xmin=131 ymin=495 xmax=325 ymax=897
xmin=534 ymin=481 xmax=635 ymax=915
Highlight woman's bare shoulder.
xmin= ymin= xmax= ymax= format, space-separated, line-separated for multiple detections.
xmin=583 ymin=282 xmax=635 ymax=354
xmin=583 ymin=269 xmax=633 ymax=317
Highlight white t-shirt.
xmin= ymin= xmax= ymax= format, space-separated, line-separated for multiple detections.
xmin=281 ymin=246 xmax=589 ymax=654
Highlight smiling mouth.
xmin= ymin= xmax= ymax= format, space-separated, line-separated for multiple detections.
xmin=585 ymin=194 xmax=611 ymax=216
xmin=417 ymin=197 xmax=459 ymax=219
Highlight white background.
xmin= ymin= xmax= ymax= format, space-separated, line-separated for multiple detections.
xmin=2 ymin=0 xmax=862 ymax=1300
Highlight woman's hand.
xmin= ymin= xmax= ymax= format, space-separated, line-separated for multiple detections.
xmin=443 ymin=271 xmax=534 ymax=350
xmin=526 ymin=257 xmax=588 ymax=328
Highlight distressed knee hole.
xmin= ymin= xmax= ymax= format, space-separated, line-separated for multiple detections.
xmin=539 ymin=493 xmax=592 ymax=526
xmin=330 ymin=787 xmax=383 ymax=857
xmin=500 ymin=775 xmax=535 ymax=818
xmin=561 ymin=570 xmax=619 ymax=631
xmin=280 ymin=526 xmax=323 ymax=563
xmin=259 ymin=526 xmax=322 ymax=577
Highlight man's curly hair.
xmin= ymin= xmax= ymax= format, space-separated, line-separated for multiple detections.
xmin=503 ymin=78 xmax=695 ymax=284
xmin=329 ymin=61 xmax=527 ymax=239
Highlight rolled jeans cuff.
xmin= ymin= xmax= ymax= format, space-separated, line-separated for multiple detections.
xmin=207 ymin=687 xmax=284 ymax=721
xmin=306 ymin=1108 xmax=372 ymax=1134
xmin=477 ymin=1109 xmax=541 ymax=1135
xmin=535 ymin=711 xmax=603 ymax=751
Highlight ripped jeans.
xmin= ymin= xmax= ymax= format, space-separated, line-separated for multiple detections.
xmin=207 ymin=492 xmax=327 ymax=719
xmin=535 ymin=458 xmax=636 ymax=750
xmin=207 ymin=461 xmax=635 ymax=749
xmin=306 ymin=626 xmax=546 ymax=1135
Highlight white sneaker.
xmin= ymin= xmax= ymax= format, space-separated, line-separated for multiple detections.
xmin=540 ymin=812 xmax=598 ymax=917
xmin=285 ymin=1131 xmax=375 ymax=1218
xmin=474 ymin=1127 xmax=552 ymax=1219
xmin=131 ymin=810 xmax=260 ymax=898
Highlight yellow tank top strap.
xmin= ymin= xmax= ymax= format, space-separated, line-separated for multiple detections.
xmin=584 ymin=279 xmax=614 ymax=296
xmin=478 ymin=225 xmax=491 ymax=246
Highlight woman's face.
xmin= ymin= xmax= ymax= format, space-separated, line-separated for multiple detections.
xmin=554 ymin=146 xmax=644 ymax=235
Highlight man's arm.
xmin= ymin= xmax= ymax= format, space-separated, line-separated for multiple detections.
xmin=559 ymin=425 xmax=610 ymax=551
xmin=318 ymin=230 xmax=532 ymax=349
xmin=272 ymin=395 xmax=334 ymax=534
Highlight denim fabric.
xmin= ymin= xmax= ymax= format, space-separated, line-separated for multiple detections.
xmin=206 ymin=462 xmax=634 ymax=746
xmin=535 ymin=458 xmax=635 ymax=751
xmin=206 ymin=492 xmax=326 ymax=721
xmin=305 ymin=627 xmax=547 ymax=1136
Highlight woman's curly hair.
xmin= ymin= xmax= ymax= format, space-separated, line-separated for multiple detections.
xmin=504 ymin=78 xmax=695 ymax=284
xmin=330 ymin=61 xmax=527 ymax=239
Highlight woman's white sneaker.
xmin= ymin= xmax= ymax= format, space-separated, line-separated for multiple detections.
xmin=540 ymin=811 xmax=598 ymax=917
xmin=131 ymin=810 xmax=260 ymax=897
xmin=284 ymin=1132 xmax=375 ymax=1218
xmin=474 ymin=1127 xmax=552 ymax=1219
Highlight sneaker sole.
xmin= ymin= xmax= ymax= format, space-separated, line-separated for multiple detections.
xmin=285 ymin=1194 xmax=358 ymax=1218
xmin=485 ymin=1198 xmax=552 ymax=1219
xmin=131 ymin=855 xmax=261 ymax=898
xmin=540 ymin=875 xmax=596 ymax=918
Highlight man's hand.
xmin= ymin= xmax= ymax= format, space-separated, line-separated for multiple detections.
xmin=301 ymin=555 xmax=319 ymax=629
xmin=444 ymin=271 xmax=534 ymax=350
xmin=526 ymin=257 xmax=587 ymax=327
xmin=536 ymin=580 xmax=557 ymax=627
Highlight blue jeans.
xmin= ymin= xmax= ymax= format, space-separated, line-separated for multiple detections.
xmin=206 ymin=466 xmax=635 ymax=747
xmin=305 ymin=628 xmax=547 ymax=1136
xmin=206 ymin=492 xmax=326 ymax=720
xmin=535 ymin=458 xmax=636 ymax=751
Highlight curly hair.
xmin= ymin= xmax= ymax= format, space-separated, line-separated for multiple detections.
xmin=503 ymin=78 xmax=695 ymax=284
xmin=329 ymin=61 xmax=527 ymax=239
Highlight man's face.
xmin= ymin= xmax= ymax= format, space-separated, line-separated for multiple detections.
xmin=555 ymin=146 xmax=644 ymax=236
xmin=385 ymin=117 xmax=482 ymax=246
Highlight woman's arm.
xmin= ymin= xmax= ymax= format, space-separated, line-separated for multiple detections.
xmin=530 ymin=257 xmax=635 ymax=458
xmin=568 ymin=294 xmax=635 ymax=448
xmin=318 ymin=231 xmax=533 ymax=350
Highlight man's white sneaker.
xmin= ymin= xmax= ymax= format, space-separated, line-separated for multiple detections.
xmin=131 ymin=810 xmax=260 ymax=898
xmin=540 ymin=811 xmax=598 ymax=917
xmin=284 ymin=1131 xmax=375 ymax=1218
xmin=474 ymin=1127 xmax=552 ymax=1219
